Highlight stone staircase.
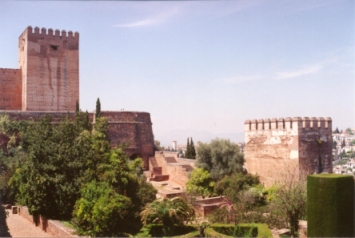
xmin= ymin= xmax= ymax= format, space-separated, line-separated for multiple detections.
xmin=147 ymin=156 xmax=169 ymax=182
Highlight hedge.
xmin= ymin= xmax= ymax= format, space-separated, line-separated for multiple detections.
xmin=209 ymin=223 xmax=272 ymax=237
xmin=308 ymin=174 xmax=354 ymax=237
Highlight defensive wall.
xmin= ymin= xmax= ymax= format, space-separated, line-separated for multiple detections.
xmin=0 ymin=69 xmax=22 ymax=110
xmin=244 ymin=117 xmax=332 ymax=186
xmin=0 ymin=110 xmax=156 ymax=170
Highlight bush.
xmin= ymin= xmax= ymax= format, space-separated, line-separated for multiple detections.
xmin=72 ymin=181 xmax=132 ymax=236
xmin=136 ymin=224 xmax=196 ymax=237
xmin=209 ymin=223 xmax=272 ymax=238
xmin=308 ymin=174 xmax=354 ymax=237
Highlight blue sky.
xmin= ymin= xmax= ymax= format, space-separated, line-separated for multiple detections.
xmin=0 ymin=1 xmax=354 ymax=146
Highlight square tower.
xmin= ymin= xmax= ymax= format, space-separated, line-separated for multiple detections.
xmin=18 ymin=26 xmax=79 ymax=111
xmin=244 ymin=117 xmax=333 ymax=187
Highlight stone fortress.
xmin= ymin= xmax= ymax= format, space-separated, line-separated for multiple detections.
xmin=0 ymin=26 xmax=155 ymax=170
xmin=244 ymin=117 xmax=333 ymax=186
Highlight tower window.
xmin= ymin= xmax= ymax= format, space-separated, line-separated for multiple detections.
xmin=50 ymin=45 xmax=58 ymax=50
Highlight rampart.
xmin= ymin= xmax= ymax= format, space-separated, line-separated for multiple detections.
xmin=99 ymin=111 xmax=155 ymax=169
xmin=244 ymin=117 xmax=332 ymax=186
xmin=0 ymin=110 xmax=156 ymax=170
xmin=0 ymin=69 xmax=22 ymax=110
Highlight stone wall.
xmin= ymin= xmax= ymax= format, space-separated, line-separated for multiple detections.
xmin=0 ymin=110 xmax=156 ymax=170
xmin=244 ymin=117 xmax=332 ymax=187
xmin=0 ymin=68 xmax=22 ymax=110
xmin=18 ymin=206 xmax=77 ymax=237
xmin=100 ymin=111 xmax=155 ymax=170
xmin=19 ymin=26 xmax=79 ymax=111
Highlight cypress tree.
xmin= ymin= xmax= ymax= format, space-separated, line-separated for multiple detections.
xmin=75 ymin=100 xmax=80 ymax=113
xmin=190 ymin=137 xmax=196 ymax=159
xmin=96 ymin=98 xmax=101 ymax=119
xmin=341 ymin=139 xmax=346 ymax=148
xmin=186 ymin=137 xmax=190 ymax=158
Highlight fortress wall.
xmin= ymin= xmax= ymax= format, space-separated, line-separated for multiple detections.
xmin=0 ymin=69 xmax=22 ymax=110
xmin=244 ymin=117 xmax=332 ymax=187
xmin=1 ymin=110 xmax=155 ymax=170
xmin=101 ymin=111 xmax=155 ymax=170
xmin=19 ymin=26 xmax=79 ymax=111
xmin=0 ymin=111 xmax=75 ymax=122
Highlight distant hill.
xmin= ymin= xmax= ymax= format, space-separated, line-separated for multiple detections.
xmin=156 ymin=129 xmax=244 ymax=147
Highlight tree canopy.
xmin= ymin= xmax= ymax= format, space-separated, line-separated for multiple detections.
xmin=196 ymin=138 xmax=244 ymax=180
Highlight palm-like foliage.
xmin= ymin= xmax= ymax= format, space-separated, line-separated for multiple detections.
xmin=141 ymin=197 xmax=195 ymax=233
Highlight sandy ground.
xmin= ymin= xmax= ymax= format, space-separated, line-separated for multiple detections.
xmin=5 ymin=209 xmax=53 ymax=237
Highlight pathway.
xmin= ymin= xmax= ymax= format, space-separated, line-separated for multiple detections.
xmin=5 ymin=209 xmax=53 ymax=237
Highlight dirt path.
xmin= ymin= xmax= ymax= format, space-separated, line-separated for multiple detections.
xmin=5 ymin=210 xmax=53 ymax=237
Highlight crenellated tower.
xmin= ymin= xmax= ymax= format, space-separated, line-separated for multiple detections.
xmin=244 ymin=117 xmax=332 ymax=186
xmin=18 ymin=26 xmax=79 ymax=111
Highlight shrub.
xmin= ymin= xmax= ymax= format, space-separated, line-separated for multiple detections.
xmin=72 ymin=181 xmax=132 ymax=236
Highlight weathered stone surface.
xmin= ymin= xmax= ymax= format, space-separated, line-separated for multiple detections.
xmin=244 ymin=117 xmax=332 ymax=187
xmin=18 ymin=26 xmax=79 ymax=111
xmin=0 ymin=68 xmax=22 ymax=110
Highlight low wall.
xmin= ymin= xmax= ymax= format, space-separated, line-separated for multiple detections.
xmin=18 ymin=206 xmax=77 ymax=237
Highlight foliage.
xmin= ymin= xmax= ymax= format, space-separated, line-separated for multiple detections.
xmin=140 ymin=197 xmax=195 ymax=235
xmin=95 ymin=98 xmax=101 ymax=119
xmin=136 ymin=224 xmax=197 ymax=237
xmin=186 ymin=168 xmax=214 ymax=198
xmin=345 ymin=128 xmax=354 ymax=135
xmin=186 ymin=137 xmax=196 ymax=159
xmin=211 ymin=223 xmax=272 ymax=238
xmin=341 ymin=138 xmax=346 ymax=148
xmin=72 ymin=180 xmax=132 ymax=237
xmin=75 ymin=101 xmax=79 ymax=113
xmin=214 ymin=173 xmax=261 ymax=203
xmin=8 ymin=115 xmax=90 ymax=219
xmin=196 ymin=138 xmax=244 ymax=180
xmin=269 ymin=165 xmax=307 ymax=237
xmin=307 ymin=174 xmax=354 ymax=237
xmin=154 ymin=140 xmax=162 ymax=151
xmin=333 ymin=127 xmax=340 ymax=134
xmin=350 ymin=140 xmax=355 ymax=146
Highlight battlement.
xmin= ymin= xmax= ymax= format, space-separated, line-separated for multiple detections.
xmin=0 ymin=68 xmax=20 ymax=74
xmin=245 ymin=117 xmax=332 ymax=131
xmin=24 ymin=26 xmax=79 ymax=41
xmin=99 ymin=111 xmax=152 ymax=124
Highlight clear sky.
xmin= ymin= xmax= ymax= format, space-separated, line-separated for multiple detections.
xmin=0 ymin=1 xmax=354 ymax=146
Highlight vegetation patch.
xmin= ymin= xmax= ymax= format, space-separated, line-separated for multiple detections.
xmin=308 ymin=174 xmax=354 ymax=237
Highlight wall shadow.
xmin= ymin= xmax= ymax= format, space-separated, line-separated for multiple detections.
xmin=0 ymin=204 xmax=11 ymax=237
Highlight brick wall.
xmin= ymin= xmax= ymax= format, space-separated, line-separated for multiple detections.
xmin=0 ymin=69 xmax=22 ymax=110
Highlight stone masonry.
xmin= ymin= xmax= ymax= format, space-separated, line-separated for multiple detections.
xmin=0 ymin=26 xmax=155 ymax=170
xmin=244 ymin=117 xmax=332 ymax=186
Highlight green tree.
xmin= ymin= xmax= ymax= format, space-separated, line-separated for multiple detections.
xmin=341 ymin=138 xmax=346 ymax=148
xmin=196 ymin=138 xmax=244 ymax=181
xmin=95 ymin=98 xmax=101 ymax=119
xmin=186 ymin=168 xmax=214 ymax=198
xmin=72 ymin=180 xmax=132 ymax=237
xmin=269 ymin=165 xmax=307 ymax=237
xmin=334 ymin=127 xmax=340 ymax=134
xmin=190 ymin=138 xmax=196 ymax=159
xmin=350 ymin=140 xmax=355 ymax=146
xmin=75 ymin=101 xmax=80 ymax=113
xmin=154 ymin=140 xmax=162 ymax=151
xmin=186 ymin=138 xmax=190 ymax=158
xmin=140 ymin=197 xmax=195 ymax=235
xmin=346 ymin=128 xmax=354 ymax=135
xmin=214 ymin=173 xmax=261 ymax=203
